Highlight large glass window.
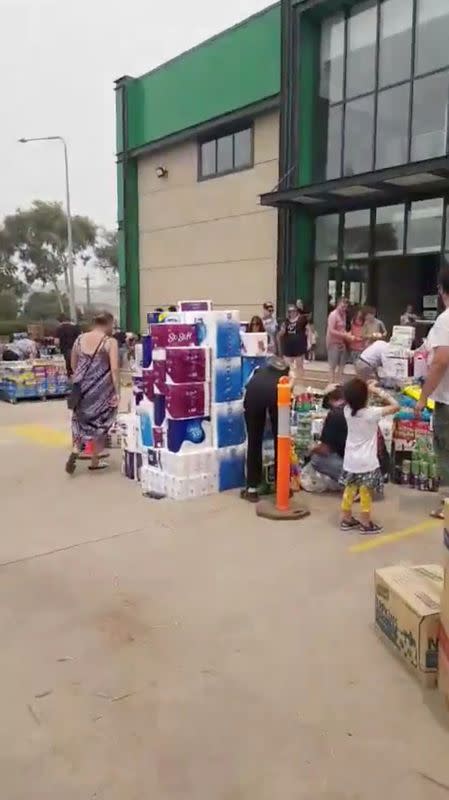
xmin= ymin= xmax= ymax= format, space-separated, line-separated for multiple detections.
xmin=344 ymin=209 xmax=371 ymax=257
xmin=379 ymin=0 xmax=413 ymax=87
xmin=376 ymin=83 xmax=410 ymax=169
xmin=217 ymin=135 xmax=233 ymax=174
xmin=200 ymin=140 xmax=216 ymax=177
xmin=407 ymin=197 xmax=444 ymax=253
xmin=316 ymin=0 xmax=449 ymax=181
xmin=415 ymin=0 xmax=449 ymax=77
xmin=344 ymin=95 xmax=374 ymax=175
xmin=315 ymin=214 xmax=339 ymax=261
xmin=324 ymin=105 xmax=343 ymax=180
xmin=346 ymin=1 xmax=377 ymax=98
xmin=375 ymin=204 xmax=405 ymax=254
xmin=411 ymin=70 xmax=449 ymax=161
xmin=234 ymin=129 xmax=252 ymax=169
xmin=199 ymin=126 xmax=253 ymax=180
xmin=320 ymin=13 xmax=345 ymax=103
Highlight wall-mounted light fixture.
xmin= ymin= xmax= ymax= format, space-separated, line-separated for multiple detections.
xmin=156 ymin=166 xmax=168 ymax=178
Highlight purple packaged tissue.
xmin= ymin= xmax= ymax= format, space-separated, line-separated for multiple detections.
xmin=150 ymin=323 xmax=198 ymax=348
xmin=165 ymin=383 xmax=210 ymax=420
xmin=165 ymin=346 xmax=209 ymax=384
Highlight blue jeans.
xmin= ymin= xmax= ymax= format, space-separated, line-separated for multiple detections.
xmin=310 ymin=451 xmax=343 ymax=484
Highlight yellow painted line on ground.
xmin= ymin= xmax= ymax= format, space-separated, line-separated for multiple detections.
xmin=9 ymin=424 xmax=71 ymax=448
xmin=349 ymin=520 xmax=439 ymax=553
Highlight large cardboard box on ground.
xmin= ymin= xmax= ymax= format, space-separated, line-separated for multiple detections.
xmin=374 ymin=564 xmax=443 ymax=687
xmin=438 ymin=554 xmax=449 ymax=704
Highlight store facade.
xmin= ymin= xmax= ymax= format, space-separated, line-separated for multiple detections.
xmin=262 ymin=0 xmax=449 ymax=353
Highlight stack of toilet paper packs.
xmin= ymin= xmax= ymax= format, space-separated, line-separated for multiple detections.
xmin=120 ymin=301 xmax=268 ymax=500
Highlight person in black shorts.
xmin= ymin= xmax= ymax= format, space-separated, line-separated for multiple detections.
xmin=280 ymin=304 xmax=308 ymax=382
xmin=241 ymin=356 xmax=290 ymax=503
xmin=56 ymin=314 xmax=81 ymax=377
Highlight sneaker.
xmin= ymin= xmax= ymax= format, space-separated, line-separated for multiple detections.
xmin=359 ymin=522 xmax=383 ymax=535
xmin=340 ymin=517 xmax=360 ymax=531
xmin=240 ymin=488 xmax=259 ymax=504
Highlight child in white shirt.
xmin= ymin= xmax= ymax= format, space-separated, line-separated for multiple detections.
xmin=341 ymin=379 xmax=399 ymax=534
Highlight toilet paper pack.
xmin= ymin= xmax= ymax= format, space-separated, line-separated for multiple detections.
xmin=165 ymin=474 xmax=216 ymax=501
xmin=152 ymin=349 xmax=166 ymax=394
xmin=141 ymin=465 xmax=167 ymax=496
xmin=240 ymin=332 xmax=268 ymax=357
xmin=119 ymin=413 xmax=139 ymax=453
xmin=211 ymin=400 xmax=246 ymax=448
xmin=215 ymin=445 xmax=246 ymax=492
xmin=153 ymin=394 xmax=166 ymax=427
xmin=165 ymin=346 xmax=210 ymax=384
xmin=150 ymin=323 xmax=199 ymax=349
xmin=137 ymin=402 xmax=154 ymax=449
xmin=166 ymin=416 xmax=212 ymax=453
xmin=178 ymin=300 xmax=213 ymax=312
xmin=142 ymin=335 xmax=153 ymax=368
xmin=165 ymin=382 xmax=211 ymax=420
xmin=153 ymin=426 xmax=166 ymax=449
xmin=213 ymin=357 xmax=243 ymax=402
xmin=183 ymin=311 xmax=241 ymax=358
xmin=142 ymin=368 xmax=155 ymax=400
xmin=160 ymin=447 xmax=217 ymax=478
xmin=242 ymin=355 xmax=266 ymax=388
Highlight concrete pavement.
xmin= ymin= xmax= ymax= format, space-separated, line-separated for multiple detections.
xmin=1 ymin=397 xmax=449 ymax=798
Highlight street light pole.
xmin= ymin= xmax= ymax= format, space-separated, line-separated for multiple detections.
xmin=18 ymin=136 xmax=77 ymax=322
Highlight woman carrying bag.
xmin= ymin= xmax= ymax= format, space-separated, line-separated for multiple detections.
xmin=65 ymin=312 xmax=120 ymax=474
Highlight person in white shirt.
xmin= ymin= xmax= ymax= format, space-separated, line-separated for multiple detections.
xmin=354 ymin=339 xmax=390 ymax=381
xmin=340 ymin=378 xmax=399 ymax=534
xmin=416 ymin=268 xmax=449 ymax=518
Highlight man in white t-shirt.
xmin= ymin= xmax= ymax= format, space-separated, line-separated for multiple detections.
xmin=354 ymin=340 xmax=390 ymax=381
xmin=416 ymin=267 xmax=449 ymax=517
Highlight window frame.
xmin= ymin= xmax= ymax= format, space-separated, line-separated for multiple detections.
xmin=317 ymin=0 xmax=449 ymax=182
xmin=197 ymin=123 xmax=254 ymax=182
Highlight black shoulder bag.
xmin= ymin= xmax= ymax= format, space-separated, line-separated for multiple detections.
xmin=67 ymin=336 xmax=106 ymax=411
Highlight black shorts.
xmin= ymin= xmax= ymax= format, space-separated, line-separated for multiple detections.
xmin=282 ymin=334 xmax=307 ymax=358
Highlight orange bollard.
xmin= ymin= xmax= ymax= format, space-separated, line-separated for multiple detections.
xmin=276 ymin=375 xmax=291 ymax=512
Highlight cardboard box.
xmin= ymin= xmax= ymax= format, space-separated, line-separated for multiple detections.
xmin=444 ymin=500 xmax=449 ymax=559
xmin=438 ymin=557 xmax=449 ymax=704
xmin=374 ymin=564 xmax=443 ymax=687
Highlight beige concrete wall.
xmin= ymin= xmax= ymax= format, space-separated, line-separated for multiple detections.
xmin=137 ymin=110 xmax=279 ymax=327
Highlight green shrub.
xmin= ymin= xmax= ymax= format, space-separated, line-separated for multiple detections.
xmin=0 ymin=320 xmax=30 ymax=338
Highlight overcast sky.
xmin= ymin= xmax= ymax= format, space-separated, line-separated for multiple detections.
xmin=0 ymin=0 xmax=274 ymax=231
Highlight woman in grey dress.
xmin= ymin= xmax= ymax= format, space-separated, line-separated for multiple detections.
xmin=65 ymin=312 xmax=120 ymax=474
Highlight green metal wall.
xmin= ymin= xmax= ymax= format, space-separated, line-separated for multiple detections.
xmin=125 ymin=4 xmax=281 ymax=151
xmin=116 ymin=4 xmax=282 ymax=330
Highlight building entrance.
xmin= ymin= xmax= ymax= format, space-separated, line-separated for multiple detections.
xmin=314 ymin=253 xmax=440 ymax=358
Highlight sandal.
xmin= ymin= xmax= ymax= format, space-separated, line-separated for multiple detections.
xmin=65 ymin=452 xmax=77 ymax=475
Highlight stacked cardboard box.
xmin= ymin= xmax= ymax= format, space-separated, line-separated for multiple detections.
xmin=374 ymin=564 xmax=443 ymax=687
xmin=439 ymin=501 xmax=449 ymax=703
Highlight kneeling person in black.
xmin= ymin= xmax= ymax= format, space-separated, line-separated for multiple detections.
xmin=242 ymin=356 xmax=290 ymax=502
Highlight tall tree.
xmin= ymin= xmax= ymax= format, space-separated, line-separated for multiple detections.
xmin=0 ymin=290 xmax=20 ymax=320
xmin=0 ymin=227 xmax=23 ymax=295
xmin=2 ymin=200 xmax=97 ymax=312
xmin=23 ymin=290 xmax=69 ymax=320
xmin=95 ymin=229 xmax=118 ymax=276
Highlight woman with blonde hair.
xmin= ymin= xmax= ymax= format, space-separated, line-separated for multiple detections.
xmin=65 ymin=312 xmax=120 ymax=474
